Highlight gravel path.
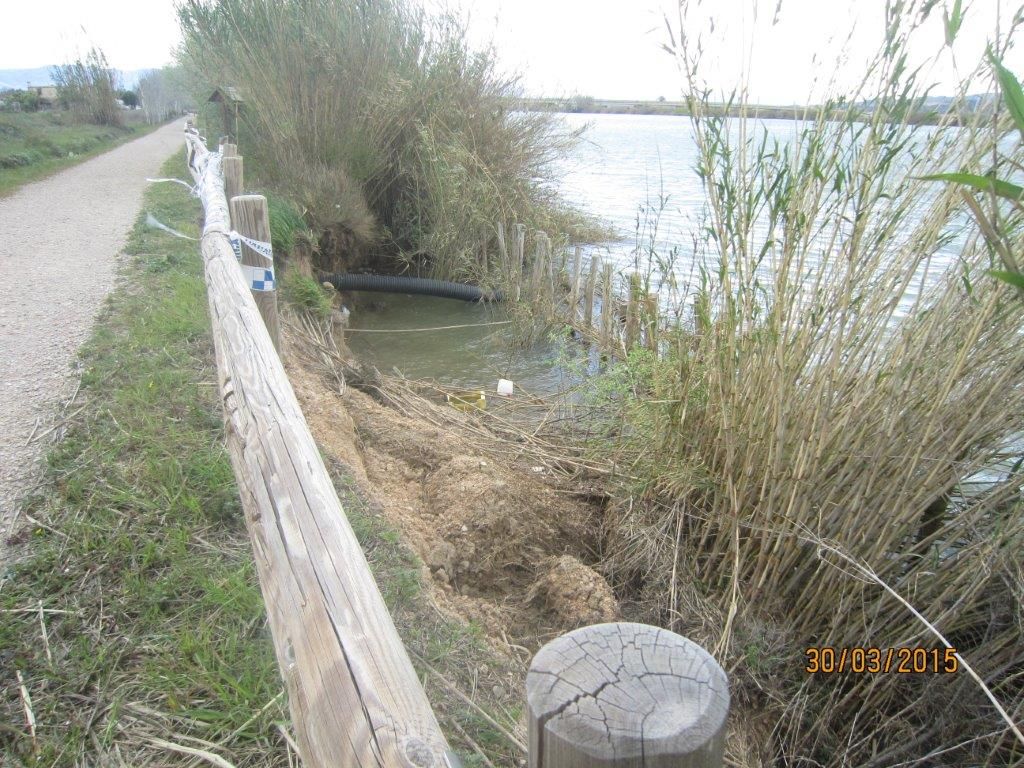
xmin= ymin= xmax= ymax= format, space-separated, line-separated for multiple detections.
xmin=0 ymin=120 xmax=186 ymax=546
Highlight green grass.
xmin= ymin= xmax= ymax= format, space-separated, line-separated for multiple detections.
xmin=0 ymin=154 xmax=523 ymax=766
xmin=0 ymin=110 xmax=159 ymax=196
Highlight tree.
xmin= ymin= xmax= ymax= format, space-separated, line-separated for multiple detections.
xmin=1 ymin=89 xmax=40 ymax=112
xmin=52 ymin=47 xmax=122 ymax=126
xmin=120 ymin=89 xmax=139 ymax=109
xmin=136 ymin=66 xmax=194 ymax=124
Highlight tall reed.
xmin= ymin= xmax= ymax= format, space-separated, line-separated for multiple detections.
xmin=590 ymin=1 xmax=1024 ymax=764
xmin=177 ymin=0 xmax=589 ymax=283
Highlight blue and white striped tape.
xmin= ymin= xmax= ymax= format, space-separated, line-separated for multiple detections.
xmin=229 ymin=231 xmax=274 ymax=261
xmin=227 ymin=231 xmax=275 ymax=291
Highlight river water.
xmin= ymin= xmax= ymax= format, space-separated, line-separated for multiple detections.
xmin=346 ymin=112 xmax=958 ymax=391
xmin=346 ymin=112 xmax=708 ymax=391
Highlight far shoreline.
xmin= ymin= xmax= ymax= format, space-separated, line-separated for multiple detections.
xmin=519 ymin=96 xmax=981 ymax=126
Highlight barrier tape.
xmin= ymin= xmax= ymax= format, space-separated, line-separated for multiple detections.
xmin=228 ymin=232 xmax=243 ymax=261
xmin=229 ymin=230 xmax=274 ymax=261
xmin=145 ymin=212 xmax=198 ymax=241
xmin=146 ymin=177 xmax=198 ymax=197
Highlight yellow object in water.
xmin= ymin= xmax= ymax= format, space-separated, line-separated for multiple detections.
xmin=446 ymin=389 xmax=486 ymax=411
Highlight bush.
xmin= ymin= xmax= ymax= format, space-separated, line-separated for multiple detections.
xmin=178 ymin=0 xmax=589 ymax=284
xmin=1 ymin=89 xmax=41 ymax=112
xmin=52 ymin=47 xmax=123 ymax=126
xmin=281 ymin=271 xmax=333 ymax=321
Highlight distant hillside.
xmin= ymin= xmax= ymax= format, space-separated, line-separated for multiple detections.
xmin=0 ymin=66 xmax=155 ymax=91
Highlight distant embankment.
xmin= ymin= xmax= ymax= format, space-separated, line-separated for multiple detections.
xmin=518 ymin=96 xmax=989 ymax=126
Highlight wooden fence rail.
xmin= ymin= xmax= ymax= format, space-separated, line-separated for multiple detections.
xmin=184 ymin=126 xmax=459 ymax=768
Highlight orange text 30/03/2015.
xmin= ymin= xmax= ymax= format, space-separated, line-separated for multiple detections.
xmin=804 ymin=646 xmax=959 ymax=674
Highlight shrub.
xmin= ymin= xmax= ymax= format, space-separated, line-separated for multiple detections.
xmin=281 ymin=271 xmax=333 ymax=321
xmin=177 ymin=0 xmax=589 ymax=284
xmin=52 ymin=47 xmax=123 ymax=127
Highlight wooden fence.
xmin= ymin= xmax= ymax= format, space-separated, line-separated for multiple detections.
xmin=182 ymin=123 xmax=728 ymax=768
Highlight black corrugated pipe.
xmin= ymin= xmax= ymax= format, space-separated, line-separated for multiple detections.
xmin=318 ymin=272 xmax=504 ymax=303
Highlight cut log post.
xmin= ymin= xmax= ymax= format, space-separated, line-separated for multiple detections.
xmin=584 ymin=257 xmax=600 ymax=332
xmin=221 ymin=141 xmax=238 ymax=158
xmin=600 ymin=263 xmax=614 ymax=352
xmin=184 ymin=129 xmax=459 ymax=768
xmin=526 ymin=622 xmax=729 ymax=768
xmin=222 ymin=156 xmax=244 ymax=217
xmin=229 ymin=195 xmax=281 ymax=350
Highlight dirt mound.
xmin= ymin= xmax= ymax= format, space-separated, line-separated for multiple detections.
xmin=529 ymin=555 xmax=620 ymax=626
xmin=286 ymin=354 xmax=618 ymax=648
xmin=421 ymin=454 xmax=594 ymax=595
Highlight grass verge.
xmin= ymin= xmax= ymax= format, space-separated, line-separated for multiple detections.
xmin=0 ymin=153 xmax=522 ymax=767
xmin=0 ymin=111 xmax=161 ymax=197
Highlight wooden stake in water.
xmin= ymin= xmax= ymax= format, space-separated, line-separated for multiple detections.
xmin=497 ymin=222 xmax=509 ymax=296
xmin=645 ymin=292 xmax=660 ymax=355
xmin=584 ymin=257 xmax=600 ymax=333
xmin=230 ymin=194 xmax=281 ymax=350
xmin=600 ymin=262 xmax=614 ymax=352
xmin=531 ymin=233 xmax=546 ymax=305
xmin=526 ymin=622 xmax=729 ymax=768
xmin=514 ymin=223 xmax=526 ymax=302
xmin=569 ymin=246 xmax=583 ymax=323
xmin=625 ymin=273 xmax=643 ymax=350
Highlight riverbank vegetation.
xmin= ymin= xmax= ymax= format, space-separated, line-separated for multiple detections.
xmin=522 ymin=94 xmax=994 ymax=124
xmin=0 ymin=47 xmax=160 ymax=196
xmin=565 ymin=1 xmax=1024 ymax=764
xmin=177 ymin=0 xmax=595 ymax=287
xmin=0 ymin=110 xmax=152 ymax=196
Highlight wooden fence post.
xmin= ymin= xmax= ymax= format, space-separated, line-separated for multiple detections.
xmin=223 ymin=156 xmax=244 ymax=218
xmin=229 ymin=195 xmax=281 ymax=350
xmin=526 ymin=623 xmax=729 ymax=768
xmin=186 ymin=129 xmax=459 ymax=768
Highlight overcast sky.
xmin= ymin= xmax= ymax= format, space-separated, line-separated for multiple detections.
xmin=1 ymin=0 xmax=1021 ymax=103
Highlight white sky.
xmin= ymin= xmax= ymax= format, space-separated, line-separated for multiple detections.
xmin=1 ymin=0 xmax=1021 ymax=103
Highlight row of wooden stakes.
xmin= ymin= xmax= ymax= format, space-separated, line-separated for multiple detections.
xmin=495 ymin=222 xmax=663 ymax=358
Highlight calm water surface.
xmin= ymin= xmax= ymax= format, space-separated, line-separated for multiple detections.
xmin=348 ymin=113 xmax=703 ymax=388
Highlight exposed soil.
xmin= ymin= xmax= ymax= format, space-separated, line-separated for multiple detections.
xmin=0 ymin=120 xmax=186 ymax=554
xmin=285 ymin=337 xmax=770 ymax=765
xmin=285 ymin=357 xmax=620 ymax=656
